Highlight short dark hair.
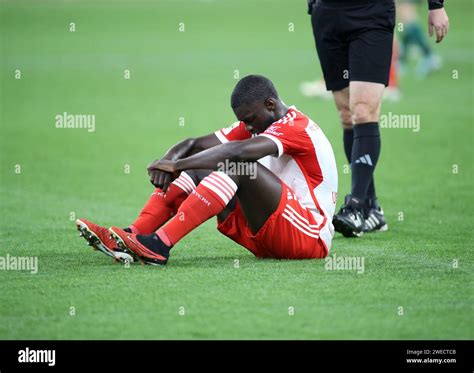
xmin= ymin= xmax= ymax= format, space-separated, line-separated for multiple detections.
xmin=231 ymin=75 xmax=279 ymax=109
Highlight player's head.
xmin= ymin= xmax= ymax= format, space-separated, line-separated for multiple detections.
xmin=231 ymin=75 xmax=283 ymax=134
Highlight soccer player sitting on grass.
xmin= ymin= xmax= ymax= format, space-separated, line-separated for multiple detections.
xmin=76 ymin=75 xmax=338 ymax=265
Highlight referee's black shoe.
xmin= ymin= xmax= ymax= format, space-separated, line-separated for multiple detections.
xmin=333 ymin=195 xmax=365 ymax=238
xmin=363 ymin=198 xmax=388 ymax=233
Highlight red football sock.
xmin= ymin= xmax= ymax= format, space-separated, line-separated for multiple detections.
xmin=130 ymin=172 xmax=196 ymax=234
xmin=158 ymin=171 xmax=238 ymax=246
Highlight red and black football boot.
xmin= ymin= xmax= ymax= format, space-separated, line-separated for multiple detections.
xmin=109 ymin=227 xmax=170 ymax=266
xmin=76 ymin=219 xmax=134 ymax=263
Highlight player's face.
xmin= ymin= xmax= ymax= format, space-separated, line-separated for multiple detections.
xmin=233 ymin=100 xmax=278 ymax=134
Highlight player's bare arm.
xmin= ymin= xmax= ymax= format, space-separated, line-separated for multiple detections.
xmin=148 ymin=133 xmax=221 ymax=191
xmin=149 ymin=94 xmax=288 ymax=187
xmin=154 ymin=136 xmax=278 ymax=175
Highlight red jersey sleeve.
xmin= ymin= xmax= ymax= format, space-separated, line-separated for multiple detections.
xmin=214 ymin=121 xmax=252 ymax=143
xmin=259 ymin=122 xmax=309 ymax=158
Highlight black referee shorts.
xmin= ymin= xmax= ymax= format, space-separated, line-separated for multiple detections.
xmin=311 ymin=0 xmax=396 ymax=91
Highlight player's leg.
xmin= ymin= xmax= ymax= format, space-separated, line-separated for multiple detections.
xmin=229 ymin=164 xmax=282 ymax=233
xmin=76 ymin=171 xmax=198 ymax=262
xmin=181 ymin=166 xmax=325 ymax=259
xmin=128 ymin=172 xmax=197 ymax=234
xmin=221 ymin=167 xmax=326 ymax=259
xmin=157 ymin=164 xmax=281 ymax=243
xmin=181 ymin=169 xmax=238 ymax=224
xmin=161 ymin=168 xmax=265 ymax=259
xmin=110 ymin=164 xmax=283 ymax=265
xmin=129 ymin=168 xmax=240 ymax=234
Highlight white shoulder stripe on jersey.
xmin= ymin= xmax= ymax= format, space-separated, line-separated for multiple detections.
xmin=214 ymin=130 xmax=229 ymax=144
xmin=258 ymin=133 xmax=284 ymax=158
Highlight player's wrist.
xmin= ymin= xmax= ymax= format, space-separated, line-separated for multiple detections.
xmin=174 ymin=159 xmax=185 ymax=172
xmin=428 ymin=0 xmax=444 ymax=10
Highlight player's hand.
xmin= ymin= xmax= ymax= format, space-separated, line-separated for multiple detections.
xmin=150 ymin=159 xmax=177 ymax=174
xmin=148 ymin=169 xmax=171 ymax=191
xmin=428 ymin=8 xmax=449 ymax=43
xmin=147 ymin=160 xmax=179 ymax=192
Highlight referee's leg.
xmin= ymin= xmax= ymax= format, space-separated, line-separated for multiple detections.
xmin=348 ymin=81 xmax=384 ymax=203
xmin=311 ymin=1 xmax=395 ymax=236
xmin=347 ymin=0 xmax=396 ymax=209
xmin=333 ymin=87 xmax=378 ymax=205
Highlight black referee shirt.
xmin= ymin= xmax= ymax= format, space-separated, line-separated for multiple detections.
xmin=308 ymin=0 xmax=444 ymax=11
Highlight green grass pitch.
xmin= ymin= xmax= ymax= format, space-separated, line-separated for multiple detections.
xmin=0 ymin=0 xmax=472 ymax=339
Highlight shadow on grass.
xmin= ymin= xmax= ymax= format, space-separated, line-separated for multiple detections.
xmin=166 ymin=253 xmax=326 ymax=270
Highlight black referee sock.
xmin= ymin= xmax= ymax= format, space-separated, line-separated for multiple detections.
xmin=350 ymin=123 xmax=380 ymax=202
xmin=366 ymin=177 xmax=377 ymax=201
xmin=343 ymin=127 xmax=354 ymax=163
xmin=344 ymin=127 xmax=377 ymax=201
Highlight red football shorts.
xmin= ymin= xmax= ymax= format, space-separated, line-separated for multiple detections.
xmin=217 ymin=183 xmax=328 ymax=259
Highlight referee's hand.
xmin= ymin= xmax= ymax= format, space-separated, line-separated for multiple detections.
xmin=428 ymin=8 xmax=449 ymax=43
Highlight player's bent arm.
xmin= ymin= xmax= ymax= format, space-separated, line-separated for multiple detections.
xmin=160 ymin=133 xmax=221 ymax=162
xmin=171 ymin=136 xmax=278 ymax=172
xmin=191 ymin=133 xmax=223 ymax=154
xmin=147 ymin=133 xmax=222 ymax=191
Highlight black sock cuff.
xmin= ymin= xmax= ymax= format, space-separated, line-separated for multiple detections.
xmin=353 ymin=122 xmax=379 ymax=138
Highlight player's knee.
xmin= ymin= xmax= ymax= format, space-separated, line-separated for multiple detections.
xmin=351 ymin=101 xmax=378 ymax=124
xmin=181 ymin=169 xmax=212 ymax=185
xmin=216 ymin=162 xmax=258 ymax=187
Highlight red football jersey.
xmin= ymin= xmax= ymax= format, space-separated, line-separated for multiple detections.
xmin=215 ymin=106 xmax=338 ymax=250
